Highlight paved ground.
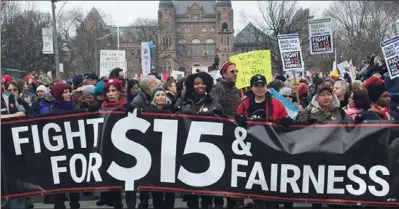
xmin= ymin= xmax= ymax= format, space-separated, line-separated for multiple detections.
xmin=28 ymin=193 xmax=314 ymax=208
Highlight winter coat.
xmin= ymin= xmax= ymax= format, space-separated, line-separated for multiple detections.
xmin=210 ymin=80 xmax=241 ymax=118
xmin=236 ymin=92 xmax=288 ymax=121
xmin=131 ymin=91 xmax=152 ymax=109
xmin=296 ymin=95 xmax=348 ymax=124
xmin=175 ymin=94 xmax=224 ymax=117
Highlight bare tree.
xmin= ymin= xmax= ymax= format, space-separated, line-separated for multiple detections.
xmin=241 ymin=0 xmax=313 ymax=74
xmin=130 ymin=17 xmax=175 ymax=70
xmin=1 ymin=7 xmax=54 ymax=73
xmin=325 ymin=1 xmax=399 ymax=66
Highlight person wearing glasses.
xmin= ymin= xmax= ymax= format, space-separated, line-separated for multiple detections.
xmin=210 ymin=61 xmax=241 ymax=119
xmin=5 ymin=81 xmax=33 ymax=116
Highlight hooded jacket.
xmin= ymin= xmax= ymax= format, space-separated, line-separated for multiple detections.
xmin=296 ymin=95 xmax=348 ymax=123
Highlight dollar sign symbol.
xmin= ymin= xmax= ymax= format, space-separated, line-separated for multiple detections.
xmin=107 ymin=109 xmax=152 ymax=191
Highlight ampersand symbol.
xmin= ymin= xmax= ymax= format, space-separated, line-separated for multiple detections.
xmin=231 ymin=127 xmax=252 ymax=156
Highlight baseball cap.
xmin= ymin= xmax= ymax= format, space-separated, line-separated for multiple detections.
xmin=250 ymin=74 xmax=267 ymax=86
xmin=84 ymin=73 xmax=99 ymax=81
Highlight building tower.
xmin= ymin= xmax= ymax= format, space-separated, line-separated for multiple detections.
xmin=158 ymin=0 xmax=176 ymax=73
xmin=216 ymin=0 xmax=234 ymax=63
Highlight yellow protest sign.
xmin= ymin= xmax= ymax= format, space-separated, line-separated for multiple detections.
xmin=229 ymin=50 xmax=272 ymax=89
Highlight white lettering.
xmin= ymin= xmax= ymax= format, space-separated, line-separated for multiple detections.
xmin=346 ymin=164 xmax=367 ymax=195
xmin=50 ymin=155 xmax=67 ymax=184
xmin=280 ymin=164 xmax=301 ymax=193
xmin=231 ymin=159 xmax=247 ymax=188
xmin=327 ymin=165 xmax=345 ymax=194
xmin=368 ymin=165 xmax=390 ymax=197
xmin=43 ymin=123 xmax=64 ymax=152
xmin=302 ymin=165 xmax=325 ymax=194
xmin=64 ymin=120 xmax=87 ymax=149
xmin=245 ymin=162 xmax=268 ymax=191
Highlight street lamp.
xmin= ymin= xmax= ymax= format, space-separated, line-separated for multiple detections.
xmin=94 ymin=31 xmax=118 ymax=75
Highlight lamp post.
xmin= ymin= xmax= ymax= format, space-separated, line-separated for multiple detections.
xmin=51 ymin=0 xmax=60 ymax=80
xmin=94 ymin=31 xmax=118 ymax=75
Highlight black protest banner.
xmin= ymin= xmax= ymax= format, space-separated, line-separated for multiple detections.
xmin=282 ymin=51 xmax=302 ymax=69
xmin=308 ymin=18 xmax=333 ymax=55
xmin=1 ymin=109 xmax=399 ymax=206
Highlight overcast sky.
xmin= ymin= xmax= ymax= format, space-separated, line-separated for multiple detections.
xmin=27 ymin=1 xmax=332 ymax=33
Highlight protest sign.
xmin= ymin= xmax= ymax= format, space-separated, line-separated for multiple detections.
xmin=42 ymin=28 xmax=53 ymax=54
xmin=99 ymin=50 xmax=127 ymax=77
xmin=337 ymin=61 xmax=349 ymax=78
xmin=381 ymin=36 xmax=399 ymax=79
xmin=229 ymin=50 xmax=272 ymax=89
xmin=2 ymin=110 xmax=399 ymax=206
xmin=278 ymin=34 xmax=304 ymax=72
xmin=141 ymin=42 xmax=152 ymax=76
xmin=171 ymin=70 xmax=184 ymax=81
xmin=308 ymin=18 xmax=334 ymax=54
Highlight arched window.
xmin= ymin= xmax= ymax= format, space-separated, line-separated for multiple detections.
xmin=191 ymin=38 xmax=201 ymax=56
xmin=210 ymin=26 xmax=215 ymax=32
xmin=205 ymin=38 xmax=215 ymax=56
xmin=202 ymin=26 xmax=207 ymax=32
xmin=222 ymin=22 xmax=228 ymax=30
xmin=177 ymin=39 xmax=187 ymax=56
xmin=185 ymin=27 xmax=190 ymax=32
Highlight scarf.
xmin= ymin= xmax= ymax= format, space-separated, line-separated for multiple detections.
xmin=344 ymin=107 xmax=364 ymax=120
xmin=101 ymin=97 xmax=127 ymax=109
xmin=53 ymin=99 xmax=74 ymax=111
xmin=371 ymin=103 xmax=393 ymax=120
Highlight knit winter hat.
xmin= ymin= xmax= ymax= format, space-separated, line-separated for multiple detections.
xmin=152 ymin=87 xmax=166 ymax=98
xmin=2 ymin=74 xmax=14 ymax=85
xmin=298 ymin=83 xmax=309 ymax=96
xmin=279 ymin=87 xmax=292 ymax=96
xmin=50 ymin=82 xmax=69 ymax=100
xmin=219 ymin=61 xmax=235 ymax=76
xmin=367 ymin=83 xmax=387 ymax=103
xmin=36 ymin=85 xmax=47 ymax=93
xmin=94 ymin=80 xmax=104 ymax=95
xmin=72 ymin=74 xmax=84 ymax=85
xmin=80 ymin=85 xmax=95 ymax=98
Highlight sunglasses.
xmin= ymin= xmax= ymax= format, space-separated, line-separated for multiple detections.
xmin=8 ymin=88 xmax=18 ymax=92
xmin=283 ymin=95 xmax=293 ymax=98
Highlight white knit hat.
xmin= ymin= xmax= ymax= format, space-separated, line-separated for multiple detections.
xmin=36 ymin=85 xmax=47 ymax=93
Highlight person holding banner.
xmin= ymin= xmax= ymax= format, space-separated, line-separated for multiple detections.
xmin=174 ymin=72 xmax=224 ymax=209
xmin=236 ymin=74 xmax=288 ymax=121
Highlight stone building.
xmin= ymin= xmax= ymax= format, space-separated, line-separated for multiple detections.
xmin=158 ymin=0 xmax=234 ymax=74
xmin=78 ymin=1 xmax=235 ymax=77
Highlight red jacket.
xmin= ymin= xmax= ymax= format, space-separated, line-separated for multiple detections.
xmin=236 ymin=95 xmax=288 ymax=120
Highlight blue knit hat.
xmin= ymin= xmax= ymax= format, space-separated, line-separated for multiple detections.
xmin=94 ymin=80 xmax=104 ymax=95
xmin=73 ymin=74 xmax=84 ymax=85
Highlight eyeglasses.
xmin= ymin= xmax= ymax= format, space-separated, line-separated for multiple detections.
xmin=8 ymin=88 xmax=18 ymax=92
xmin=283 ymin=95 xmax=293 ymax=98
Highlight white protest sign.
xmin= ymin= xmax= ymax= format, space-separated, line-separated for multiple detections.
xmin=381 ymin=36 xmax=399 ymax=79
xmin=141 ymin=42 xmax=152 ymax=76
xmin=308 ymin=18 xmax=333 ymax=54
xmin=99 ymin=50 xmax=127 ymax=78
xmin=278 ymin=34 xmax=304 ymax=71
xmin=42 ymin=28 xmax=54 ymax=54
xmin=337 ymin=61 xmax=349 ymax=78
xmin=171 ymin=70 xmax=185 ymax=81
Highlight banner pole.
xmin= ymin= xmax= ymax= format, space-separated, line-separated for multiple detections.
xmin=292 ymin=70 xmax=300 ymax=106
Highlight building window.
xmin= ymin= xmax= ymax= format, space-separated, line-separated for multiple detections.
xmin=191 ymin=38 xmax=201 ymax=57
xmin=185 ymin=27 xmax=190 ymax=32
xmin=202 ymin=26 xmax=207 ymax=32
xmin=177 ymin=39 xmax=187 ymax=56
xmin=177 ymin=27 xmax=181 ymax=32
xmin=227 ymin=36 xmax=229 ymax=45
xmin=210 ymin=26 xmax=215 ymax=32
xmin=191 ymin=14 xmax=200 ymax=20
xmin=221 ymin=36 xmax=225 ymax=45
xmin=222 ymin=22 xmax=228 ymax=30
xmin=205 ymin=38 xmax=215 ymax=56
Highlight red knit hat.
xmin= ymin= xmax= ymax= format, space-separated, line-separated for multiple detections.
xmin=219 ymin=61 xmax=235 ymax=76
xmin=363 ymin=76 xmax=384 ymax=89
xmin=2 ymin=74 xmax=14 ymax=85
xmin=298 ymin=83 xmax=309 ymax=96
xmin=103 ymin=78 xmax=123 ymax=91
xmin=50 ymin=82 xmax=70 ymax=100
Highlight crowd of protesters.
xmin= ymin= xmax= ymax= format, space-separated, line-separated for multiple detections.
xmin=1 ymin=53 xmax=398 ymax=209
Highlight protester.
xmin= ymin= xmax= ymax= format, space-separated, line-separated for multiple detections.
xmin=131 ymin=75 xmax=157 ymax=109
xmin=344 ymin=89 xmax=371 ymax=120
xmin=163 ymin=77 xmax=177 ymax=107
xmin=211 ymin=61 xmax=240 ymax=118
xmin=6 ymin=81 xmax=33 ymax=115
xmin=236 ymin=74 xmax=288 ymax=121
xmin=297 ymin=86 xmax=348 ymax=124
xmin=127 ymin=79 xmax=139 ymax=103
xmin=32 ymin=84 xmax=47 ymax=114
xmin=333 ymin=80 xmax=349 ymax=108
xmin=84 ymin=73 xmax=99 ymax=85
xmin=78 ymin=85 xmax=98 ymax=110
xmin=362 ymin=77 xmax=394 ymax=120
xmin=174 ymin=72 xmax=223 ymax=209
